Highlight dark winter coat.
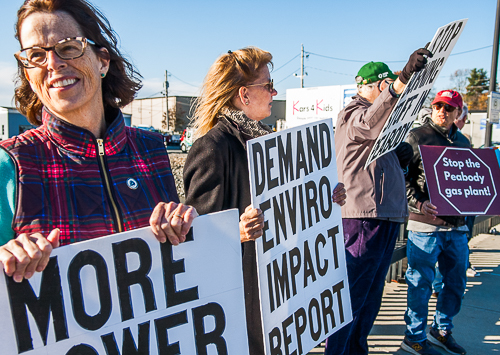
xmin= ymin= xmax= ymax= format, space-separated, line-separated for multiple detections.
xmin=405 ymin=120 xmax=471 ymax=227
xmin=183 ymin=116 xmax=264 ymax=354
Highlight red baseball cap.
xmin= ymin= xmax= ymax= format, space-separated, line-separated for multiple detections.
xmin=431 ymin=90 xmax=463 ymax=109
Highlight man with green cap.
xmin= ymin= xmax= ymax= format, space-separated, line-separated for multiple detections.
xmin=325 ymin=47 xmax=432 ymax=355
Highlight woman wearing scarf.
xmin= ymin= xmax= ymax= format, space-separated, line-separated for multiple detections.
xmin=183 ymin=47 xmax=346 ymax=354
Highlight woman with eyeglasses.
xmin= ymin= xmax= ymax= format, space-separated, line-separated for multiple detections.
xmin=183 ymin=47 xmax=346 ymax=354
xmin=0 ymin=0 xmax=197 ymax=282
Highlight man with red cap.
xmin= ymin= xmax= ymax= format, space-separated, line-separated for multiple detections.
xmin=402 ymin=90 xmax=470 ymax=355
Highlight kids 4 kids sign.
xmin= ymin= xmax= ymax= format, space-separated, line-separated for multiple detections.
xmin=421 ymin=146 xmax=500 ymax=215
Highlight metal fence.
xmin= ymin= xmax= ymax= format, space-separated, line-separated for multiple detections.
xmin=386 ymin=215 xmax=500 ymax=283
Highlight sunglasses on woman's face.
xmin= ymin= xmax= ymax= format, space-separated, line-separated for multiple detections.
xmin=432 ymin=103 xmax=456 ymax=113
xmin=247 ymin=79 xmax=274 ymax=93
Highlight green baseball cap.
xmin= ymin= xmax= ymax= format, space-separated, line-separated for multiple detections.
xmin=355 ymin=61 xmax=397 ymax=85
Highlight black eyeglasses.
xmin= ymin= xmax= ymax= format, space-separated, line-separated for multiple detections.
xmin=15 ymin=37 xmax=96 ymax=69
xmin=432 ymin=103 xmax=457 ymax=113
xmin=246 ymin=79 xmax=274 ymax=93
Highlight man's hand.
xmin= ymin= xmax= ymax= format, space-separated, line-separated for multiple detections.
xmin=399 ymin=46 xmax=433 ymax=84
xmin=332 ymin=182 xmax=347 ymax=206
xmin=421 ymin=200 xmax=438 ymax=219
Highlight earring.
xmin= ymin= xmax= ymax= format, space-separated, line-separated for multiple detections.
xmin=245 ymin=101 xmax=249 ymax=105
xmin=101 ymin=73 xmax=106 ymax=78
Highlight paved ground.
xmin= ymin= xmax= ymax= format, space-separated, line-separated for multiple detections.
xmin=307 ymin=231 xmax=500 ymax=354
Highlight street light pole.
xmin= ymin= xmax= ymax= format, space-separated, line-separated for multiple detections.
xmin=486 ymin=0 xmax=500 ymax=147
xmin=165 ymin=70 xmax=169 ymax=132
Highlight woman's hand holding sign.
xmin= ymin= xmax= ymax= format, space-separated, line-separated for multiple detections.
xmin=240 ymin=206 xmax=265 ymax=243
xmin=150 ymin=202 xmax=198 ymax=245
xmin=0 ymin=229 xmax=60 ymax=283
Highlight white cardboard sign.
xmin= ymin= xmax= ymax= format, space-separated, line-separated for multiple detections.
xmin=247 ymin=119 xmax=352 ymax=355
xmin=0 ymin=210 xmax=248 ymax=355
xmin=285 ymin=85 xmax=357 ymax=129
xmin=365 ymin=19 xmax=468 ymax=168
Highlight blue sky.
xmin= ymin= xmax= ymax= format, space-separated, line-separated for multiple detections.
xmin=0 ymin=0 xmax=497 ymax=106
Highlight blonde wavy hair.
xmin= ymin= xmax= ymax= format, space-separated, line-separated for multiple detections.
xmin=192 ymin=47 xmax=273 ymax=138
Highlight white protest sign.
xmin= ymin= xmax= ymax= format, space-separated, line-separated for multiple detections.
xmin=365 ymin=19 xmax=468 ymax=168
xmin=247 ymin=119 xmax=352 ymax=355
xmin=0 ymin=210 xmax=248 ymax=355
xmin=286 ymin=85 xmax=357 ymax=128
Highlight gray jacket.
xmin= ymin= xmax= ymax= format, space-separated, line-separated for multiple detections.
xmin=335 ymin=88 xmax=409 ymax=220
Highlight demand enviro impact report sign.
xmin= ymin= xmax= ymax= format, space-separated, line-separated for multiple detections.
xmin=0 ymin=210 xmax=249 ymax=355
xmin=421 ymin=146 xmax=500 ymax=215
xmin=247 ymin=119 xmax=352 ymax=355
xmin=365 ymin=18 xmax=467 ymax=168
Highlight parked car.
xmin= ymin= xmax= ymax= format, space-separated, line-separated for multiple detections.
xmin=169 ymin=133 xmax=181 ymax=146
xmin=180 ymin=127 xmax=195 ymax=152
xmin=163 ymin=131 xmax=181 ymax=146
xmin=134 ymin=124 xmax=158 ymax=133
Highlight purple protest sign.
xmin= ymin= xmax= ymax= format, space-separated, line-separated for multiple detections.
xmin=420 ymin=145 xmax=500 ymax=215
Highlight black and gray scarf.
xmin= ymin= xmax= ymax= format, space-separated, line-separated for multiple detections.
xmin=221 ymin=108 xmax=273 ymax=139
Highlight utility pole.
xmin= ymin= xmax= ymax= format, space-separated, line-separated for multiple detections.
xmin=300 ymin=44 xmax=304 ymax=88
xmin=164 ymin=70 xmax=169 ymax=132
xmin=294 ymin=44 xmax=307 ymax=88
xmin=486 ymin=0 xmax=500 ymax=147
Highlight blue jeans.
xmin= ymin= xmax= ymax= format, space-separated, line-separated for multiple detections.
xmin=404 ymin=230 xmax=468 ymax=342
xmin=432 ymin=263 xmax=443 ymax=293
xmin=325 ymin=219 xmax=400 ymax=355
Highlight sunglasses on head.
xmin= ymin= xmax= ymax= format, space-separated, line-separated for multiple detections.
xmin=246 ymin=79 xmax=274 ymax=93
xmin=432 ymin=103 xmax=457 ymax=113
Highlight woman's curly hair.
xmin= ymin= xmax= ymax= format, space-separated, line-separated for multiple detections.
xmin=14 ymin=0 xmax=142 ymax=125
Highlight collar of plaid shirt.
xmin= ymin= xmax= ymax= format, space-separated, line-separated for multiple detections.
xmin=42 ymin=107 xmax=127 ymax=158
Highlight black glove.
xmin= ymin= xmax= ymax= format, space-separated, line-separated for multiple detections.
xmin=398 ymin=45 xmax=433 ymax=84
xmin=395 ymin=142 xmax=413 ymax=169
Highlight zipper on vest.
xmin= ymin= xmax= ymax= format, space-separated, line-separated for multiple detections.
xmin=379 ymin=168 xmax=385 ymax=204
xmin=96 ymin=138 xmax=124 ymax=233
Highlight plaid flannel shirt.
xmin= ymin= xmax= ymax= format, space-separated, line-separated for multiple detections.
xmin=0 ymin=108 xmax=178 ymax=245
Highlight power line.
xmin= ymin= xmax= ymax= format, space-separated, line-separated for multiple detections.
xmin=168 ymin=72 xmax=199 ymax=88
xmin=307 ymin=45 xmax=494 ymax=64
xmin=274 ymin=54 xmax=301 ymax=73
xmin=138 ymin=91 xmax=163 ymax=99
xmin=307 ymin=66 xmax=353 ymax=77
xmin=307 ymin=52 xmax=370 ymax=63
xmin=275 ymin=67 xmax=301 ymax=85
xmin=450 ymin=45 xmax=492 ymax=56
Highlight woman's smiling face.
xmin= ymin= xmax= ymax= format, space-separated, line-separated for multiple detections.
xmin=19 ymin=10 xmax=109 ymax=122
